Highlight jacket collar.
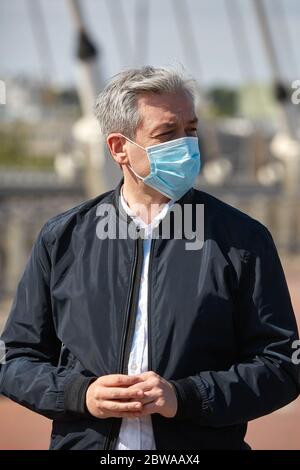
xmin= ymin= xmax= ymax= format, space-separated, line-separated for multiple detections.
xmin=112 ymin=177 xmax=196 ymax=240
xmin=112 ymin=176 xmax=195 ymax=223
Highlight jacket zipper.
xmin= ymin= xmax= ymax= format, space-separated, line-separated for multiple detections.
xmin=121 ymin=237 xmax=144 ymax=374
xmin=147 ymin=238 xmax=156 ymax=446
xmin=104 ymin=233 xmax=144 ymax=450
xmin=147 ymin=239 xmax=155 ymax=372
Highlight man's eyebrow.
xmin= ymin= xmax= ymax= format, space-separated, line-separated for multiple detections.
xmin=151 ymin=122 xmax=176 ymax=133
xmin=151 ymin=117 xmax=198 ymax=134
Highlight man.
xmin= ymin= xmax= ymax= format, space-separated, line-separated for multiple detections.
xmin=0 ymin=66 xmax=299 ymax=450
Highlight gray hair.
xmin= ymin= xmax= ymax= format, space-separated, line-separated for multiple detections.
xmin=94 ymin=65 xmax=197 ymax=140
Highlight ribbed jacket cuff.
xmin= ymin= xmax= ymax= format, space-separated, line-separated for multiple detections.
xmin=169 ymin=377 xmax=202 ymax=420
xmin=64 ymin=374 xmax=97 ymax=416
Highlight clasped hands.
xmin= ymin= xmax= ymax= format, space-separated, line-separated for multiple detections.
xmin=86 ymin=371 xmax=178 ymax=419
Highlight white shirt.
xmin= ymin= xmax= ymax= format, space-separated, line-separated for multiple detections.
xmin=115 ymin=186 xmax=174 ymax=450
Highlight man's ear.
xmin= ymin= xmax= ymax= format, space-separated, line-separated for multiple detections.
xmin=106 ymin=133 xmax=128 ymax=168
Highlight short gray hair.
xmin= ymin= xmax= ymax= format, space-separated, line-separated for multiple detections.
xmin=94 ymin=65 xmax=197 ymax=140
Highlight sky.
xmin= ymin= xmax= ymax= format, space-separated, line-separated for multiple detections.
xmin=0 ymin=0 xmax=300 ymax=89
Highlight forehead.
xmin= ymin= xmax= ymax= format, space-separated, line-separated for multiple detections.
xmin=137 ymin=91 xmax=196 ymax=129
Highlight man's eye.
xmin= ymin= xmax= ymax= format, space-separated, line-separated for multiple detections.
xmin=158 ymin=130 xmax=174 ymax=137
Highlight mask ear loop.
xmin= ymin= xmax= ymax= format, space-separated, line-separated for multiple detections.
xmin=118 ymin=133 xmax=145 ymax=151
xmin=127 ymin=163 xmax=145 ymax=181
xmin=117 ymin=133 xmax=150 ymax=180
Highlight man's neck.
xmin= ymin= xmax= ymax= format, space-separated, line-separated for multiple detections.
xmin=121 ymin=178 xmax=171 ymax=225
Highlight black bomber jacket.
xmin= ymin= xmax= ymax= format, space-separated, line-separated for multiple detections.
xmin=0 ymin=178 xmax=299 ymax=450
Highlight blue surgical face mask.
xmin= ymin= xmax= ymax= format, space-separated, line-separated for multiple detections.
xmin=119 ymin=134 xmax=201 ymax=201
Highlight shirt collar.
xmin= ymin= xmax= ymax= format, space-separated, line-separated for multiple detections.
xmin=120 ymin=184 xmax=174 ymax=234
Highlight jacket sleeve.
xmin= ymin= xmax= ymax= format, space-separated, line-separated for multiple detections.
xmin=0 ymin=223 xmax=95 ymax=421
xmin=170 ymin=225 xmax=300 ymax=426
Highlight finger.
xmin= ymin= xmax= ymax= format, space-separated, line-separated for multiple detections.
xmin=110 ymin=410 xmax=143 ymax=419
xmin=136 ymin=392 xmax=157 ymax=405
xmin=128 ymin=389 xmax=157 ymax=404
xmin=135 ymin=371 xmax=157 ymax=381
xmin=101 ymin=374 xmax=143 ymax=387
xmin=127 ymin=377 xmax=158 ymax=394
xmin=102 ymin=386 xmax=144 ymax=400
xmin=138 ymin=401 xmax=158 ymax=416
xmin=102 ymin=400 xmax=143 ymax=413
